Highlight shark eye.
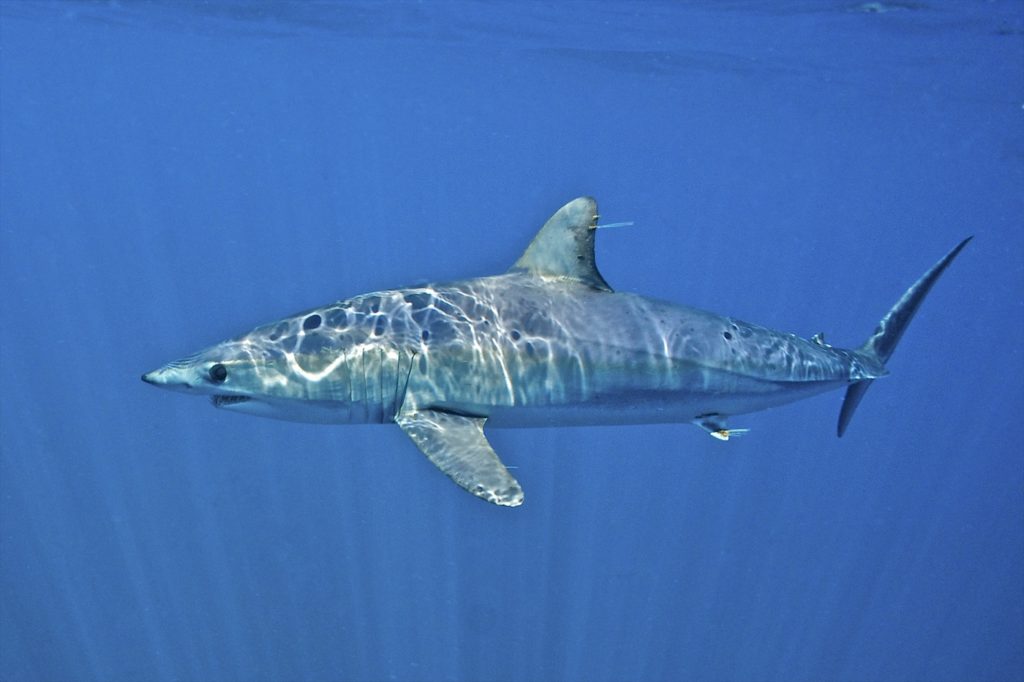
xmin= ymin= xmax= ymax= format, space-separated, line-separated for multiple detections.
xmin=208 ymin=363 xmax=228 ymax=383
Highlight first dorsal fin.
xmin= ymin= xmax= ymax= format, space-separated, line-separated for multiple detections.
xmin=510 ymin=197 xmax=612 ymax=292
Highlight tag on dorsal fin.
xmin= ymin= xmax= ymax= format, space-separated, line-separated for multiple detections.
xmin=510 ymin=197 xmax=612 ymax=292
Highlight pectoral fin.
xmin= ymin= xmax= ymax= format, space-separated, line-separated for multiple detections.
xmin=396 ymin=410 xmax=524 ymax=507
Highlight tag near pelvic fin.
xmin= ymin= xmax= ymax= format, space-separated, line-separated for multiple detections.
xmin=695 ymin=416 xmax=750 ymax=441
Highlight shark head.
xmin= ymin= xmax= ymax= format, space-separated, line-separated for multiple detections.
xmin=141 ymin=339 xmax=294 ymax=415
xmin=142 ymin=298 xmax=418 ymax=424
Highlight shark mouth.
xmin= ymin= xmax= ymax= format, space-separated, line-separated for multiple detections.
xmin=211 ymin=395 xmax=252 ymax=408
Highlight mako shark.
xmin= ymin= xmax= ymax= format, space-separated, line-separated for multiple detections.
xmin=142 ymin=197 xmax=969 ymax=507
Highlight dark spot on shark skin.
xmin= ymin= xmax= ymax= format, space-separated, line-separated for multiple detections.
xmin=368 ymin=298 xmax=381 ymax=314
xmin=524 ymin=342 xmax=535 ymax=357
xmin=511 ymin=330 xmax=521 ymax=341
xmin=374 ymin=317 xmax=387 ymax=336
xmin=404 ymin=292 xmax=432 ymax=310
xmin=267 ymin=321 xmax=289 ymax=341
xmin=295 ymin=332 xmax=326 ymax=356
xmin=723 ymin=331 xmax=733 ymax=340
xmin=420 ymin=317 xmax=457 ymax=344
xmin=303 ymin=314 xmax=322 ymax=331
xmin=325 ymin=308 xmax=349 ymax=329
xmin=422 ymin=330 xmax=430 ymax=341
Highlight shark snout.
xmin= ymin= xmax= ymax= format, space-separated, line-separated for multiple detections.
xmin=141 ymin=365 xmax=196 ymax=392
xmin=141 ymin=368 xmax=177 ymax=386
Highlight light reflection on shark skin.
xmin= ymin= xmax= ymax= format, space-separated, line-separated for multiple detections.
xmin=143 ymin=197 xmax=969 ymax=507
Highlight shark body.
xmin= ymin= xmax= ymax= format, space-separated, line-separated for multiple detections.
xmin=143 ymin=198 xmax=969 ymax=506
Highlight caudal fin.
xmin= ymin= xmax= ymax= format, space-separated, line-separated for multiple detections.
xmin=837 ymin=237 xmax=972 ymax=437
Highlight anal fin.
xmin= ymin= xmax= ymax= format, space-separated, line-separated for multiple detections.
xmin=396 ymin=409 xmax=524 ymax=507
xmin=695 ymin=415 xmax=750 ymax=441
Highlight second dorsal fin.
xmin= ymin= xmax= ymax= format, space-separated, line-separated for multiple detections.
xmin=509 ymin=197 xmax=612 ymax=292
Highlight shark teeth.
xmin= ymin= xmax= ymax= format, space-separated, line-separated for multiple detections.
xmin=211 ymin=395 xmax=251 ymax=408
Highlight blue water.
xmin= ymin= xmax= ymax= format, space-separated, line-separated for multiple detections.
xmin=2 ymin=2 xmax=1022 ymax=681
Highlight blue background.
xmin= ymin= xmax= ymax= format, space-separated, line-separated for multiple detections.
xmin=2 ymin=2 xmax=1022 ymax=681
